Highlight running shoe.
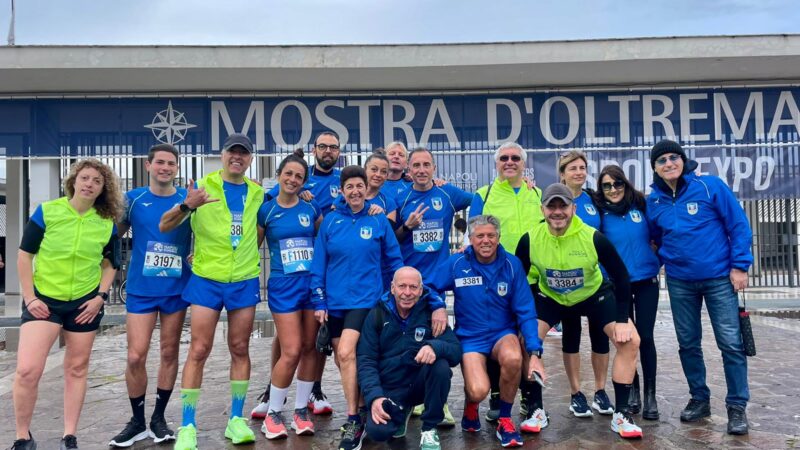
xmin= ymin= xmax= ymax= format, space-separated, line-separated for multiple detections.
xmin=292 ymin=407 xmax=315 ymax=436
xmin=485 ymin=391 xmax=500 ymax=422
xmin=546 ymin=323 xmax=563 ymax=337
xmin=224 ymin=416 xmax=255 ymax=444
xmin=520 ymin=408 xmax=549 ymax=433
xmin=59 ymin=435 xmax=78 ymax=450
xmin=261 ymin=411 xmax=289 ymax=440
xmin=338 ymin=419 xmax=365 ymax=450
xmin=439 ymin=403 xmax=456 ymax=427
xmin=308 ymin=389 xmax=333 ymax=415
xmin=569 ymin=391 xmax=594 ymax=417
xmin=174 ymin=425 xmax=197 ymax=450
xmin=495 ymin=417 xmax=523 ymax=447
xmin=419 ymin=429 xmax=441 ymax=450
xmin=411 ymin=404 xmax=424 ymax=417
xmin=461 ymin=411 xmax=481 ymax=432
xmin=250 ymin=387 xmax=270 ymax=419
xmin=109 ymin=417 xmax=149 ymax=447
xmin=149 ymin=415 xmax=175 ymax=443
xmin=611 ymin=411 xmax=643 ymax=439
xmin=9 ymin=432 xmax=36 ymax=450
xmin=591 ymin=389 xmax=615 ymax=415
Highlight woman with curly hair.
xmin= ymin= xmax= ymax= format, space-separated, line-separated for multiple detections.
xmin=10 ymin=158 xmax=124 ymax=450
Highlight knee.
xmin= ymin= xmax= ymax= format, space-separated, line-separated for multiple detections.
xmin=337 ymin=345 xmax=356 ymax=366
xmin=465 ymin=381 xmax=490 ymax=402
xmin=299 ymin=339 xmax=315 ymax=357
xmin=15 ymin=363 xmax=44 ymax=387
xmin=280 ymin=344 xmax=302 ymax=366
xmin=188 ymin=340 xmax=212 ymax=362
xmin=127 ymin=348 xmax=148 ymax=369
xmin=500 ymin=351 xmax=522 ymax=374
xmin=64 ymin=359 xmax=89 ymax=380
xmin=429 ymin=359 xmax=452 ymax=379
xmin=159 ymin=342 xmax=180 ymax=364
xmin=228 ymin=339 xmax=250 ymax=360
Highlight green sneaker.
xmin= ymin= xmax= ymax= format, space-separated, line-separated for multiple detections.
xmin=439 ymin=403 xmax=456 ymax=427
xmin=224 ymin=416 xmax=255 ymax=444
xmin=419 ymin=429 xmax=441 ymax=450
xmin=174 ymin=424 xmax=197 ymax=450
xmin=412 ymin=404 xmax=424 ymax=416
xmin=393 ymin=408 xmax=412 ymax=438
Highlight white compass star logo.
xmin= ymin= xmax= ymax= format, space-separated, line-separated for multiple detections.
xmin=145 ymin=101 xmax=197 ymax=145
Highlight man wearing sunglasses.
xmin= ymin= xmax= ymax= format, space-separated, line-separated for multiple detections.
xmin=646 ymin=139 xmax=753 ymax=435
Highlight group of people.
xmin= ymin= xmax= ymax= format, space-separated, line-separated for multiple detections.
xmin=9 ymin=131 xmax=754 ymax=450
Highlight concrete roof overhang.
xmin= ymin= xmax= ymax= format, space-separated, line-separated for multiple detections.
xmin=1 ymin=35 xmax=800 ymax=97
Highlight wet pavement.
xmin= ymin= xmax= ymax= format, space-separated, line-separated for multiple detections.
xmin=1 ymin=308 xmax=799 ymax=449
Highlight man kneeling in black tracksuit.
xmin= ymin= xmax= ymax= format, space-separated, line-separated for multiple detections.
xmin=357 ymin=266 xmax=462 ymax=450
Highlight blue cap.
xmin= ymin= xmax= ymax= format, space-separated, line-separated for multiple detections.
xmin=222 ymin=133 xmax=253 ymax=153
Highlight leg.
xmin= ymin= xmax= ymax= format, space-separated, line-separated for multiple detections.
xmin=334 ymin=329 xmax=362 ymax=416
xmin=461 ymin=353 xmax=490 ymax=403
xmin=181 ymin=305 xmax=220 ymax=389
xmin=227 ymin=306 xmax=256 ymax=382
xmin=666 ymin=278 xmax=710 ymax=402
xmin=490 ymin=334 xmax=522 ymax=406
xmin=62 ymin=330 xmax=98 ymax=436
xmin=125 ymin=312 xmax=157 ymax=399
xmin=271 ymin=312 xmax=303 ymax=389
xmin=13 ymin=321 xmax=61 ymax=439
xmin=297 ymin=309 xmax=320 ymax=382
xmin=420 ymin=360 xmax=452 ymax=430
xmin=588 ymin=320 xmax=610 ymax=392
xmin=156 ymin=308 xmax=187 ymax=392
xmin=632 ymin=279 xmax=660 ymax=419
xmin=560 ymin=315 xmax=582 ymax=394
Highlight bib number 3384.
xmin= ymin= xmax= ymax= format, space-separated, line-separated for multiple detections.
xmin=545 ymin=268 xmax=585 ymax=294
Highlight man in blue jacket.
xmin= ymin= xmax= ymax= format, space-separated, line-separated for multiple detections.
xmin=646 ymin=139 xmax=753 ymax=435
xmin=357 ymin=266 xmax=461 ymax=450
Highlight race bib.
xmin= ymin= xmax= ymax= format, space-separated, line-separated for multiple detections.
xmin=230 ymin=212 xmax=243 ymax=249
xmin=545 ymin=268 xmax=584 ymax=293
xmin=143 ymin=241 xmax=182 ymax=277
xmin=455 ymin=276 xmax=483 ymax=288
xmin=279 ymin=237 xmax=314 ymax=274
xmin=412 ymin=218 xmax=444 ymax=252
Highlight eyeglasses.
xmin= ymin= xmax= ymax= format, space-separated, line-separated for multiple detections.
xmin=498 ymin=155 xmax=522 ymax=162
xmin=655 ymin=154 xmax=681 ymax=166
xmin=316 ymin=143 xmax=340 ymax=152
xmin=601 ymin=180 xmax=625 ymax=192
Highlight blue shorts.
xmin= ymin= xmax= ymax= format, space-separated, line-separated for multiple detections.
xmin=459 ymin=329 xmax=517 ymax=355
xmin=182 ymin=274 xmax=261 ymax=312
xmin=267 ymin=275 xmax=314 ymax=314
xmin=126 ymin=293 xmax=189 ymax=315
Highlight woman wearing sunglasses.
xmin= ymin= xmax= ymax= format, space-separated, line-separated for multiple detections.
xmin=593 ymin=165 xmax=662 ymax=421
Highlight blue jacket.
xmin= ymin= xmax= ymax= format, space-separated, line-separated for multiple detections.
xmin=268 ymin=167 xmax=341 ymax=212
xmin=599 ymin=207 xmax=661 ymax=282
xmin=357 ymin=290 xmax=462 ymax=407
xmin=575 ymin=190 xmax=601 ymax=230
xmin=310 ymin=205 xmax=404 ymax=311
xmin=429 ymin=245 xmax=542 ymax=353
xmin=647 ymin=168 xmax=753 ymax=281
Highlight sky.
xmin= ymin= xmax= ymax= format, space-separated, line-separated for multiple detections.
xmin=1 ymin=0 xmax=799 ymax=46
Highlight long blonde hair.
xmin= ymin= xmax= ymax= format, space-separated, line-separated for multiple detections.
xmin=63 ymin=158 xmax=124 ymax=220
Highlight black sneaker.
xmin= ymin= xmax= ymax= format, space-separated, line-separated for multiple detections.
xmin=726 ymin=405 xmax=748 ymax=435
xmin=338 ymin=419 xmax=365 ymax=450
xmin=9 ymin=432 xmax=36 ymax=450
xmin=109 ymin=417 xmax=149 ymax=447
xmin=680 ymin=399 xmax=711 ymax=422
xmin=149 ymin=415 xmax=176 ymax=443
xmin=485 ymin=391 xmax=500 ymax=422
xmin=59 ymin=434 xmax=78 ymax=450
xmin=569 ymin=391 xmax=593 ymax=417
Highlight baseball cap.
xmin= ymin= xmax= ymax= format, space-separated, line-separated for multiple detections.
xmin=541 ymin=183 xmax=574 ymax=206
xmin=222 ymin=133 xmax=254 ymax=153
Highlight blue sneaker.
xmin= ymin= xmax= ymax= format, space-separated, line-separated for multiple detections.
xmin=592 ymin=389 xmax=615 ymax=415
xmin=495 ymin=417 xmax=523 ymax=447
xmin=569 ymin=391 xmax=593 ymax=417
xmin=461 ymin=413 xmax=481 ymax=432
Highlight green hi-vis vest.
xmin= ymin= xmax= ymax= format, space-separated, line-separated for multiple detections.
xmin=528 ymin=215 xmax=603 ymax=306
xmin=191 ymin=170 xmax=263 ymax=283
xmin=34 ymin=197 xmax=114 ymax=301
xmin=477 ymin=179 xmax=543 ymax=253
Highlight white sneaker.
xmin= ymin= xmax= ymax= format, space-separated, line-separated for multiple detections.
xmin=307 ymin=390 xmax=333 ymax=415
xmin=520 ymin=408 xmax=549 ymax=433
xmin=250 ymin=401 xmax=270 ymax=419
xmin=610 ymin=412 xmax=643 ymax=439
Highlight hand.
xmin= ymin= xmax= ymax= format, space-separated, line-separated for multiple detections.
xmin=404 ymin=204 xmax=429 ymax=229
xmin=371 ymin=397 xmax=391 ymax=425
xmin=74 ymin=296 xmax=104 ymax=325
xmin=613 ymin=320 xmax=636 ymax=344
xmin=433 ymin=178 xmax=448 ymax=187
xmin=527 ymin=354 xmax=546 ymax=383
xmin=314 ymin=309 xmax=328 ymax=324
xmin=25 ymin=297 xmax=50 ymax=319
xmin=184 ymin=179 xmax=219 ymax=210
xmin=300 ymin=190 xmax=315 ymax=202
xmin=730 ymin=268 xmax=748 ymax=292
xmin=414 ymin=345 xmax=437 ymax=365
xmin=367 ymin=204 xmax=385 ymax=216
xmin=187 ymin=253 xmax=194 ymax=265
xmin=522 ymin=177 xmax=537 ymax=190
xmin=431 ymin=308 xmax=447 ymax=337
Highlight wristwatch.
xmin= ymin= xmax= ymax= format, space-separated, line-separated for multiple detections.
xmin=530 ymin=349 xmax=543 ymax=359
xmin=98 ymin=292 xmax=109 ymax=301
xmin=179 ymin=203 xmax=195 ymax=214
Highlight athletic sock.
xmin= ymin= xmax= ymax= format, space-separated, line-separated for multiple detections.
xmin=152 ymin=388 xmax=172 ymax=419
xmin=130 ymin=394 xmax=146 ymax=424
xmin=180 ymin=389 xmax=200 ymax=427
xmin=464 ymin=401 xmax=479 ymax=420
xmin=230 ymin=380 xmax=249 ymax=419
xmin=499 ymin=400 xmax=513 ymax=419
xmin=268 ymin=385 xmax=288 ymax=413
xmin=612 ymin=380 xmax=633 ymax=413
xmin=295 ymin=380 xmax=314 ymax=410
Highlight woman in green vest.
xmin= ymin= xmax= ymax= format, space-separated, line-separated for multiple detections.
xmin=11 ymin=159 xmax=123 ymax=450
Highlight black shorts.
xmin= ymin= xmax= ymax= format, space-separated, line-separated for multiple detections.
xmin=534 ymin=283 xmax=616 ymax=334
xmin=21 ymin=289 xmax=105 ymax=333
xmin=328 ymin=308 xmax=372 ymax=339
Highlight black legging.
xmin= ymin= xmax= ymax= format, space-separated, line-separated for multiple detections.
xmin=629 ymin=278 xmax=659 ymax=380
xmin=561 ymin=315 xmax=609 ymax=354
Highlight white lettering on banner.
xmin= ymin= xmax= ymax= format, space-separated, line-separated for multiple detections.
xmin=487 ymin=98 xmax=522 ymax=144
xmin=271 ymin=100 xmax=312 ymax=149
xmin=608 ymin=95 xmax=639 ymax=144
xmin=541 ymin=96 xmax=579 ymax=145
xmin=584 ymin=97 xmax=615 ymax=145
xmin=211 ymin=101 xmax=266 ymax=151
xmin=680 ymin=93 xmax=710 ymax=142
xmin=383 ymin=100 xmax=416 ymax=145
xmin=694 ymin=156 xmax=776 ymax=192
xmin=713 ymin=92 xmax=765 ymax=141
xmin=316 ymin=100 xmax=349 ymax=147
xmin=348 ymin=100 xmax=380 ymax=147
xmin=643 ymin=95 xmax=676 ymax=143
xmin=768 ymin=91 xmax=800 ymax=139
xmin=420 ymin=99 xmax=460 ymax=146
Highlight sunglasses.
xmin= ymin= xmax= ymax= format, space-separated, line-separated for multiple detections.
xmin=655 ymin=154 xmax=681 ymax=166
xmin=601 ymin=180 xmax=625 ymax=192
xmin=498 ymin=155 xmax=522 ymax=162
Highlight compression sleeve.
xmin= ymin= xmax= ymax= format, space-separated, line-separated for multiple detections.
xmin=19 ymin=220 xmax=46 ymax=254
xmin=514 ymin=233 xmax=531 ymax=274
xmin=593 ymin=231 xmax=632 ymax=323
xmin=103 ymin=233 xmax=121 ymax=270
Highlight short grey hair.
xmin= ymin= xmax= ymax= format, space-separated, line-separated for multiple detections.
xmin=384 ymin=141 xmax=408 ymax=157
xmin=494 ymin=142 xmax=527 ymax=164
xmin=468 ymin=214 xmax=501 ymax=237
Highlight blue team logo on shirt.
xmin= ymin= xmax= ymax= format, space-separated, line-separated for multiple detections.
xmin=431 ymin=197 xmax=443 ymax=211
xmin=330 ymin=186 xmax=340 ymax=198
xmin=360 ymin=226 xmax=373 ymax=239
xmin=584 ymin=204 xmax=597 ymax=215
xmin=298 ymin=213 xmax=311 ymax=227
xmin=687 ymin=202 xmax=699 ymax=215
xmin=630 ymin=210 xmax=642 ymax=223
xmin=497 ymin=282 xmax=508 ymax=297
xmin=414 ymin=327 xmax=426 ymax=342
